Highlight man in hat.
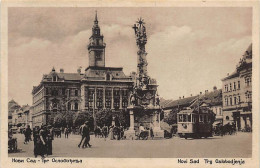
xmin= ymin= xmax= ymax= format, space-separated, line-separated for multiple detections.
xmin=78 ymin=121 xmax=92 ymax=148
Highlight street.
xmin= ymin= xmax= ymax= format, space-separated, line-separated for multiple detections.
xmin=9 ymin=132 xmax=252 ymax=158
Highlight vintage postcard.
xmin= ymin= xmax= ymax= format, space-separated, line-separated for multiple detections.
xmin=1 ymin=0 xmax=259 ymax=168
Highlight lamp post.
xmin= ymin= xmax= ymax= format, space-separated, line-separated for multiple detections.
xmin=93 ymin=93 xmax=97 ymax=130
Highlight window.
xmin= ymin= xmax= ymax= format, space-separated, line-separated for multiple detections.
xmin=96 ymin=39 xmax=99 ymax=45
xmin=234 ymin=96 xmax=237 ymax=105
xmin=226 ymin=116 xmax=229 ymax=120
xmin=233 ymin=82 xmax=236 ymax=91
xmin=238 ymin=95 xmax=240 ymax=104
xmin=188 ymin=114 xmax=191 ymax=122
xmin=122 ymin=99 xmax=128 ymax=108
xmin=238 ymin=81 xmax=240 ymax=89
xmin=68 ymin=102 xmax=71 ymax=110
xmin=75 ymin=90 xmax=78 ymax=96
xmin=68 ymin=89 xmax=71 ymax=97
xmin=245 ymin=77 xmax=251 ymax=87
xmin=183 ymin=115 xmax=187 ymax=122
xmin=230 ymin=97 xmax=233 ymax=106
xmin=199 ymin=115 xmax=203 ymax=122
xmin=229 ymin=83 xmax=232 ymax=92
xmin=179 ymin=115 xmax=183 ymax=122
xmin=52 ymin=76 xmax=57 ymax=82
xmin=106 ymin=74 xmax=111 ymax=81
xmin=245 ymin=92 xmax=252 ymax=102
xmin=219 ymin=108 xmax=222 ymax=115
xmin=225 ymin=97 xmax=228 ymax=106
xmin=74 ymin=102 xmax=78 ymax=110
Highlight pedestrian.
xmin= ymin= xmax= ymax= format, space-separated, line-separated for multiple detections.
xmin=102 ymin=125 xmax=108 ymax=138
xmin=150 ymin=127 xmax=154 ymax=139
xmin=64 ymin=126 xmax=69 ymax=139
xmin=33 ymin=127 xmax=43 ymax=158
xmin=46 ymin=125 xmax=53 ymax=156
xmin=109 ymin=125 xmax=114 ymax=140
xmin=39 ymin=125 xmax=48 ymax=157
xmin=78 ymin=121 xmax=92 ymax=148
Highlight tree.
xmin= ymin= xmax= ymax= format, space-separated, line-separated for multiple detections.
xmin=95 ymin=109 xmax=112 ymax=127
xmin=115 ymin=109 xmax=130 ymax=127
xmin=163 ymin=108 xmax=178 ymax=125
xmin=73 ymin=110 xmax=93 ymax=127
xmin=53 ymin=111 xmax=75 ymax=127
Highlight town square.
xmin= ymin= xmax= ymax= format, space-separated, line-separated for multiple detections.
xmin=7 ymin=7 xmax=252 ymax=159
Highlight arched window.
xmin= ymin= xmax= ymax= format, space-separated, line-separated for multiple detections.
xmin=106 ymin=74 xmax=111 ymax=81
xmin=68 ymin=102 xmax=71 ymax=110
xmin=52 ymin=76 xmax=57 ymax=82
xmin=74 ymin=102 xmax=78 ymax=110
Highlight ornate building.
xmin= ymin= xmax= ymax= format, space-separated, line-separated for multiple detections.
xmin=221 ymin=43 xmax=252 ymax=131
xmin=32 ymin=13 xmax=134 ymax=127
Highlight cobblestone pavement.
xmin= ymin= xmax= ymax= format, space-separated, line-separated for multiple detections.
xmin=8 ymin=132 xmax=252 ymax=158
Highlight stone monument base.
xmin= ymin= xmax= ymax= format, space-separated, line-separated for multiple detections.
xmin=124 ymin=129 xmax=136 ymax=140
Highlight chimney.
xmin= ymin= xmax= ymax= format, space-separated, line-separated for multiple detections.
xmin=179 ymin=97 xmax=181 ymax=99
xmin=60 ymin=68 xmax=64 ymax=73
xmin=183 ymin=96 xmax=185 ymax=99
xmin=205 ymin=90 xmax=208 ymax=94
xmin=190 ymin=94 xmax=192 ymax=96
xmin=200 ymin=92 xmax=202 ymax=95
xmin=213 ymin=86 xmax=217 ymax=91
xmin=227 ymin=73 xmax=229 ymax=76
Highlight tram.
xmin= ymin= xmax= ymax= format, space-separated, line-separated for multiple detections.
xmin=177 ymin=107 xmax=215 ymax=139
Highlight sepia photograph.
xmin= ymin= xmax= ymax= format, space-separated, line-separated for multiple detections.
xmin=1 ymin=2 xmax=259 ymax=168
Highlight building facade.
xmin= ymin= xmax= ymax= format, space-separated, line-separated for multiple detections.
xmin=32 ymin=13 xmax=134 ymax=127
xmin=8 ymin=100 xmax=21 ymax=129
xmin=11 ymin=104 xmax=31 ymax=133
xmin=222 ymin=44 xmax=252 ymax=131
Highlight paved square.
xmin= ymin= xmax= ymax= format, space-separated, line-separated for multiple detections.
xmin=8 ymin=132 xmax=251 ymax=158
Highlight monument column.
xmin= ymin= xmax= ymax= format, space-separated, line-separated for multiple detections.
xmin=129 ymin=110 xmax=134 ymax=130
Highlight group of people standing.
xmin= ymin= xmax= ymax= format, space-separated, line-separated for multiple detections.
xmin=109 ymin=125 xmax=125 ymax=140
xmin=33 ymin=125 xmax=54 ymax=158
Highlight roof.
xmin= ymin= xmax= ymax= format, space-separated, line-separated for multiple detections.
xmin=57 ymin=73 xmax=83 ymax=81
xmin=222 ymin=71 xmax=239 ymax=81
xmin=162 ymin=96 xmax=197 ymax=109
xmin=161 ymin=89 xmax=222 ymax=109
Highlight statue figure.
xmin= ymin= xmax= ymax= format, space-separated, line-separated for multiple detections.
xmin=155 ymin=92 xmax=160 ymax=107
xmin=130 ymin=91 xmax=137 ymax=106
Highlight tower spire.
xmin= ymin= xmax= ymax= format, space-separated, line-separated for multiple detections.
xmin=94 ymin=10 xmax=98 ymax=24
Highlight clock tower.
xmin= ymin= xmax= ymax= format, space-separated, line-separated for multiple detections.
xmin=87 ymin=11 xmax=106 ymax=67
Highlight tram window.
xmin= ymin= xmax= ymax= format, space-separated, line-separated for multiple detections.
xmin=183 ymin=115 xmax=187 ymax=122
xmin=179 ymin=115 xmax=183 ymax=122
xmin=199 ymin=115 xmax=203 ymax=122
xmin=188 ymin=114 xmax=191 ymax=122
xmin=205 ymin=115 xmax=208 ymax=123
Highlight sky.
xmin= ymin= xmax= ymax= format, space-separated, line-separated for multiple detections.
xmin=8 ymin=7 xmax=252 ymax=105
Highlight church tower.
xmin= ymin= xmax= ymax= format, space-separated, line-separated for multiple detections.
xmin=87 ymin=11 xmax=106 ymax=67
